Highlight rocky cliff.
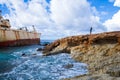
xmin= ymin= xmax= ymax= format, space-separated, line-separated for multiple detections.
xmin=43 ymin=31 xmax=120 ymax=80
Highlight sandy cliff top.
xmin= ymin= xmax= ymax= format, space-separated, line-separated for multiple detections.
xmin=43 ymin=31 xmax=120 ymax=55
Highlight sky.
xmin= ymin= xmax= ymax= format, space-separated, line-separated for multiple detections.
xmin=0 ymin=0 xmax=120 ymax=40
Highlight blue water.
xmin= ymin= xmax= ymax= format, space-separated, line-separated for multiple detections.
xmin=0 ymin=42 xmax=88 ymax=80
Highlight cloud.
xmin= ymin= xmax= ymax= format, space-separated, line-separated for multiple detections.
xmin=108 ymin=0 xmax=120 ymax=7
xmin=109 ymin=0 xmax=115 ymax=3
xmin=101 ymin=11 xmax=108 ymax=16
xmin=104 ymin=0 xmax=120 ymax=31
xmin=114 ymin=0 xmax=120 ymax=7
xmin=104 ymin=10 xmax=120 ymax=31
xmin=50 ymin=0 xmax=106 ymax=33
xmin=0 ymin=0 xmax=105 ymax=40
xmin=2 ymin=0 xmax=51 ymax=27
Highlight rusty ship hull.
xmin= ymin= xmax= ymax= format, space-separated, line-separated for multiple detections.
xmin=0 ymin=28 xmax=40 ymax=47
xmin=0 ymin=11 xmax=40 ymax=47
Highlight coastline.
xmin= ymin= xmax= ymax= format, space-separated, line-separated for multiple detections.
xmin=42 ymin=31 xmax=120 ymax=80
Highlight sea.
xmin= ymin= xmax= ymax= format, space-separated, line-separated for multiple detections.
xmin=0 ymin=40 xmax=88 ymax=80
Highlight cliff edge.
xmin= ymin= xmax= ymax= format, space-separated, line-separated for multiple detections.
xmin=43 ymin=31 xmax=120 ymax=80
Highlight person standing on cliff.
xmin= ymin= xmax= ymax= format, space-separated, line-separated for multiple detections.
xmin=90 ymin=27 xmax=92 ymax=35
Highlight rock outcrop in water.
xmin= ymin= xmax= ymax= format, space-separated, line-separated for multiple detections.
xmin=43 ymin=31 xmax=120 ymax=80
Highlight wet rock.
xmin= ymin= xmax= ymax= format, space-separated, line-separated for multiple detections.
xmin=40 ymin=42 xmax=50 ymax=46
xmin=32 ymin=53 xmax=37 ymax=55
xmin=21 ymin=53 xmax=27 ymax=57
xmin=43 ymin=43 xmax=49 ymax=46
xmin=37 ymin=48 xmax=43 ymax=51
xmin=63 ymin=64 xmax=74 ymax=69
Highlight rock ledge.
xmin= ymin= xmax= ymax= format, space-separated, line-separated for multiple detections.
xmin=43 ymin=31 xmax=120 ymax=80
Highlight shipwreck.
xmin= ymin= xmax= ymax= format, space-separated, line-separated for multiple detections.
xmin=0 ymin=11 xmax=40 ymax=47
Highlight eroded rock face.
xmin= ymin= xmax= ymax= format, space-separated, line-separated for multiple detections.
xmin=43 ymin=35 xmax=89 ymax=55
xmin=43 ymin=31 xmax=120 ymax=55
xmin=71 ymin=44 xmax=120 ymax=74
xmin=43 ymin=31 xmax=120 ymax=79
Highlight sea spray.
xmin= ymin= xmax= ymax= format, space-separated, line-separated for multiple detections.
xmin=0 ymin=45 xmax=88 ymax=80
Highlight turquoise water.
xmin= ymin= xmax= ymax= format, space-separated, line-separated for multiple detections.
xmin=0 ymin=44 xmax=88 ymax=80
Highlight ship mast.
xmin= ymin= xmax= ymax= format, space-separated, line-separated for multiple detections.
xmin=32 ymin=25 xmax=36 ymax=32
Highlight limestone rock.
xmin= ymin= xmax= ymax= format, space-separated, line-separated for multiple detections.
xmin=42 ymin=31 xmax=120 ymax=79
xmin=43 ymin=31 xmax=120 ymax=55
